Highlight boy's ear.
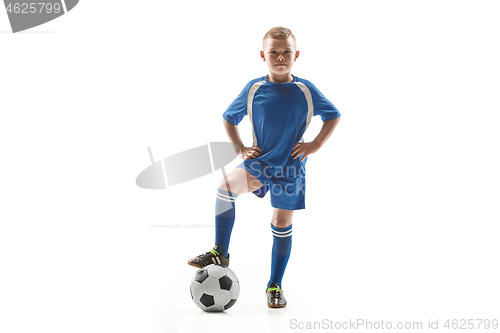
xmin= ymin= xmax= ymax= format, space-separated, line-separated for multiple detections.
xmin=260 ymin=50 xmax=266 ymax=61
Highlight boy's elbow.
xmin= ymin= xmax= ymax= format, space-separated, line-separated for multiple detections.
xmin=223 ymin=118 xmax=237 ymax=127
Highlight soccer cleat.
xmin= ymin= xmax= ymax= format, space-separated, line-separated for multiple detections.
xmin=266 ymin=283 xmax=287 ymax=308
xmin=187 ymin=245 xmax=230 ymax=268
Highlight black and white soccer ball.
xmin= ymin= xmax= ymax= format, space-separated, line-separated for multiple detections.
xmin=190 ymin=264 xmax=240 ymax=312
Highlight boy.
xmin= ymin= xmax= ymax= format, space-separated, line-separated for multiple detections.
xmin=187 ymin=27 xmax=341 ymax=308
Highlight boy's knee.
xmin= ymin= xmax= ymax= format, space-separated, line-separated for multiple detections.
xmin=219 ymin=178 xmax=241 ymax=194
xmin=218 ymin=178 xmax=230 ymax=191
xmin=271 ymin=219 xmax=292 ymax=229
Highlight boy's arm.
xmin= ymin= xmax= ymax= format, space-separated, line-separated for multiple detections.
xmin=223 ymin=119 xmax=261 ymax=159
xmin=291 ymin=117 xmax=341 ymax=161
xmin=312 ymin=117 xmax=341 ymax=147
xmin=223 ymin=118 xmax=245 ymax=149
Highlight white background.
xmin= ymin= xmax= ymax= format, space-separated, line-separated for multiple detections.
xmin=1 ymin=1 xmax=499 ymax=332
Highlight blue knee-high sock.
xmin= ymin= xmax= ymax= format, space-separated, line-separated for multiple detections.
xmin=214 ymin=188 xmax=238 ymax=257
xmin=268 ymin=224 xmax=292 ymax=289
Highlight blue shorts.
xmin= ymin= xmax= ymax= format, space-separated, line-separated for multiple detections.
xmin=236 ymin=159 xmax=307 ymax=210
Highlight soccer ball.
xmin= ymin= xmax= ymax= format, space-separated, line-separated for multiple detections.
xmin=190 ymin=264 xmax=240 ymax=312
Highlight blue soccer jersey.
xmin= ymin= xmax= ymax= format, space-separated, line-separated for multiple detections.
xmin=223 ymin=74 xmax=340 ymax=179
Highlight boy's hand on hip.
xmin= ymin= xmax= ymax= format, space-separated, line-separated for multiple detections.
xmin=239 ymin=146 xmax=261 ymax=160
xmin=292 ymin=141 xmax=321 ymax=162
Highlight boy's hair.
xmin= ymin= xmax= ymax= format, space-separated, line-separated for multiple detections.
xmin=262 ymin=27 xmax=296 ymax=48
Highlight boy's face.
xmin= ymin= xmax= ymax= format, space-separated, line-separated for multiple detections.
xmin=260 ymin=37 xmax=299 ymax=78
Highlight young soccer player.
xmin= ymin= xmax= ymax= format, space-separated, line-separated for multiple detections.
xmin=187 ymin=27 xmax=341 ymax=308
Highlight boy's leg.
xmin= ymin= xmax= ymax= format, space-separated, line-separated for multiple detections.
xmin=215 ymin=167 xmax=263 ymax=257
xmin=188 ymin=167 xmax=263 ymax=267
xmin=268 ymin=208 xmax=294 ymax=288
xmin=218 ymin=166 xmax=264 ymax=196
xmin=266 ymin=208 xmax=293 ymax=308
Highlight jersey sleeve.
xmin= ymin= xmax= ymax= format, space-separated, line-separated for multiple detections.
xmin=308 ymin=81 xmax=341 ymax=122
xmin=222 ymin=82 xmax=251 ymax=125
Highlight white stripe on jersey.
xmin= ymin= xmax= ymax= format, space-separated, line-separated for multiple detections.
xmin=293 ymin=82 xmax=314 ymax=142
xmin=247 ymin=81 xmax=266 ymax=147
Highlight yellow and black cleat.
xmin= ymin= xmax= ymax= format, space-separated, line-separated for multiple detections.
xmin=188 ymin=245 xmax=230 ymax=268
